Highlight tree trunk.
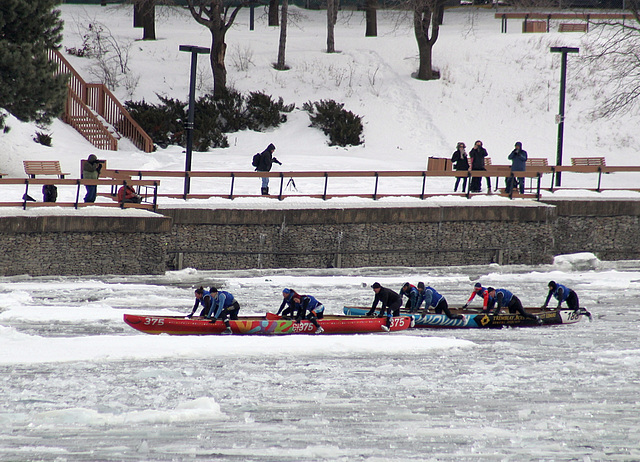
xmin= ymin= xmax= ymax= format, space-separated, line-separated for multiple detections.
xmin=210 ymin=28 xmax=228 ymax=98
xmin=365 ymin=0 xmax=377 ymax=37
xmin=141 ymin=0 xmax=156 ymax=40
xmin=327 ymin=0 xmax=337 ymax=53
xmin=276 ymin=0 xmax=289 ymax=70
xmin=268 ymin=0 xmax=279 ymax=26
xmin=413 ymin=0 xmax=442 ymax=81
xmin=186 ymin=0 xmax=243 ymax=98
xmin=133 ymin=1 xmax=143 ymax=27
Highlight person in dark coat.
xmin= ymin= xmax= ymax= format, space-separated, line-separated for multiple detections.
xmin=256 ymin=143 xmax=281 ymax=195
xmin=82 ymin=154 xmax=102 ymax=203
xmin=506 ymin=141 xmax=528 ymax=194
xmin=451 ymin=142 xmax=470 ymax=192
xmin=367 ymin=282 xmax=402 ymax=332
xmin=469 ymin=140 xmax=491 ymax=193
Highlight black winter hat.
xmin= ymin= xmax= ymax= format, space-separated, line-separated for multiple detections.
xmin=268 ymin=143 xmax=276 ymax=151
xmin=372 ymin=282 xmax=381 ymax=289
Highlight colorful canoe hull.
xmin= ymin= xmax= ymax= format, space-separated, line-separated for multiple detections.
xmin=123 ymin=314 xmax=413 ymax=335
xmin=342 ymin=306 xmax=587 ymax=328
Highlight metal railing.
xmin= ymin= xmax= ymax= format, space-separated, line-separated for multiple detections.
xmin=98 ymin=165 xmax=640 ymax=201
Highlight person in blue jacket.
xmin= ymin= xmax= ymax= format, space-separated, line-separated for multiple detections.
xmin=487 ymin=287 xmax=540 ymax=322
xmin=506 ymin=141 xmax=528 ymax=194
xmin=400 ymin=282 xmax=421 ymax=312
xmin=542 ymin=281 xmax=579 ymax=310
xmin=207 ymin=287 xmax=241 ymax=334
xmin=187 ymin=287 xmax=212 ymax=318
xmin=417 ymin=282 xmax=463 ymax=321
xmin=277 ymin=288 xmax=301 ymax=318
xmin=293 ymin=294 xmax=325 ymax=334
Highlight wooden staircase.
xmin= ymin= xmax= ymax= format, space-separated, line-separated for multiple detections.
xmin=49 ymin=49 xmax=153 ymax=153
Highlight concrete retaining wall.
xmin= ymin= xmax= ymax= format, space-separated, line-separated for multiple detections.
xmin=0 ymin=199 xmax=638 ymax=276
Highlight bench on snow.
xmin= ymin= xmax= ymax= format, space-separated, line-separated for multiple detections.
xmin=23 ymin=160 xmax=69 ymax=179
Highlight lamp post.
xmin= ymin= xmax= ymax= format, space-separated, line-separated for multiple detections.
xmin=550 ymin=46 xmax=579 ymax=187
xmin=179 ymin=45 xmax=210 ymax=198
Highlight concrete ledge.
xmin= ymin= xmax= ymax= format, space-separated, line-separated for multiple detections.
xmin=541 ymin=199 xmax=640 ymax=216
xmin=0 ymin=215 xmax=172 ymax=233
xmin=160 ymin=203 xmax=557 ymax=225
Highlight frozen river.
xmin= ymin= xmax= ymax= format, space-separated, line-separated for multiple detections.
xmin=1 ymin=254 xmax=639 ymax=461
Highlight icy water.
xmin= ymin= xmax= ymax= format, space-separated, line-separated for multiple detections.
xmin=1 ymin=257 xmax=639 ymax=461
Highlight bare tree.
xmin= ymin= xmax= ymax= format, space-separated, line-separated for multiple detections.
xmin=581 ymin=8 xmax=640 ymax=118
xmin=186 ymin=0 xmax=244 ymax=97
xmin=275 ymin=0 xmax=289 ymax=70
xmin=413 ymin=0 xmax=445 ymax=80
xmin=327 ymin=0 xmax=338 ymax=53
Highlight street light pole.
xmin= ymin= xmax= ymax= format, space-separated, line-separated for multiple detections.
xmin=550 ymin=46 xmax=579 ymax=187
xmin=179 ymin=45 xmax=210 ymax=198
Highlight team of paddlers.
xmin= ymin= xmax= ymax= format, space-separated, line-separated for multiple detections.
xmin=187 ymin=280 xmax=583 ymax=335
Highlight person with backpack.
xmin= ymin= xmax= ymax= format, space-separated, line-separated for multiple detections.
xmin=254 ymin=143 xmax=281 ymax=195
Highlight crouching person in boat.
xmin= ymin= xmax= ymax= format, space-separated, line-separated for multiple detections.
xmin=187 ymin=287 xmax=212 ymax=318
xmin=277 ymin=288 xmax=301 ymax=318
xmin=400 ymin=282 xmax=421 ymax=313
xmin=462 ymin=283 xmax=493 ymax=312
xmin=293 ymin=294 xmax=325 ymax=334
xmin=487 ymin=287 xmax=541 ymax=323
xmin=417 ymin=282 xmax=463 ymax=321
xmin=367 ymin=282 xmax=401 ymax=332
xmin=207 ymin=287 xmax=240 ymax=334
xmin=543 ymin=281 xmax=592 ymax=318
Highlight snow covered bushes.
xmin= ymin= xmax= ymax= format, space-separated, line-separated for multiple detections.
xmin=124 ymin=90 xmax=294 ymax=150
xmin=303 ymin=99 xmax=363 ymax=147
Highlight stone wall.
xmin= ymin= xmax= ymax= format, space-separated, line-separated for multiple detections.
xmin=0 ymin=215 xmax=171 ymax=276
xmin=1 ymin=200 xmax=639 ymax=276
xmin=162 ymin=204 xmax=557 ymax=270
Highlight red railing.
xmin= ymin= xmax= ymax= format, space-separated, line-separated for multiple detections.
xmin=49 ymin=49 xmax=154 ymax=153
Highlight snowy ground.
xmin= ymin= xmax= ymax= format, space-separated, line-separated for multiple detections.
xmin=1 ymin=5 xmax=640 ymax=208
xmin=1 ymin=253 xmax=639 ymax=460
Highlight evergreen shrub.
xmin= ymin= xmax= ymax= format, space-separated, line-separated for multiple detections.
xmin=125 ymin=90 xmax=293 ymax=151
xmin=303 ymin=100 xmax=363 ymax=147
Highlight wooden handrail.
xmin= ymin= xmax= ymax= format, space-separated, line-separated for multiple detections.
xmin=49 ymin=49 xmax=153 ymax=153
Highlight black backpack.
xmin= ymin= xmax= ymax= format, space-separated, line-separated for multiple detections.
xmin=42 ymin=184 xmax=57 ymax=202
xmin=252 ymin=152 xmax=261 ymax=168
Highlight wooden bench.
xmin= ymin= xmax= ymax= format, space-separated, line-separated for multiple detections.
xmin=571 ymin=157 xmax=605 ymax=167
xmin=525 ymin=158 xmax=549 ymax=191
xmin=559 ymin=23 xmax=588 ymax=33
xmin=23 ymin=160 xmax=69 ymax=179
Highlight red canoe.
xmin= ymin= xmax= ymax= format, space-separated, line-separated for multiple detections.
xmin=123 ymin=313 xmax=413 ymax=335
